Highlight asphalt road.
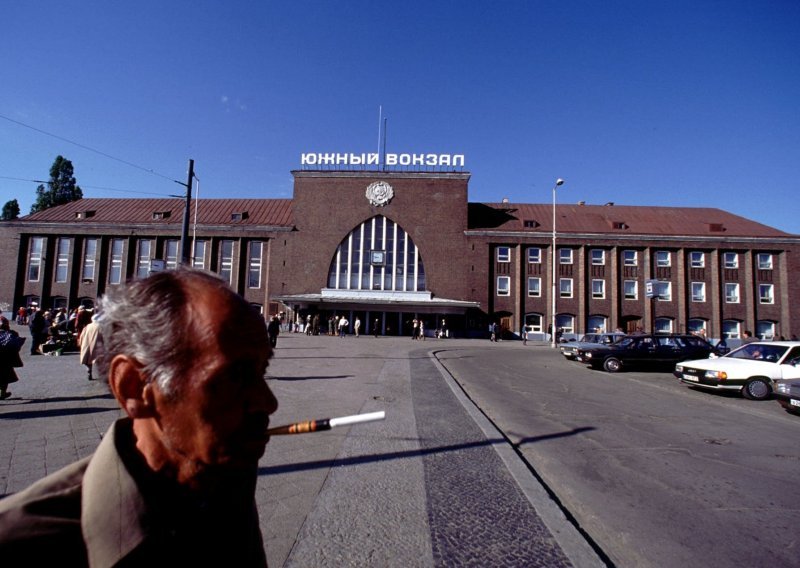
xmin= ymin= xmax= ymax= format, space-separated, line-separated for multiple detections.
xmin=436 ymin=343 xmax=800 ymax=568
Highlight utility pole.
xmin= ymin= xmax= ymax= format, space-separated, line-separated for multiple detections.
xmin=179 ymin=159 xmax=194 ymax=265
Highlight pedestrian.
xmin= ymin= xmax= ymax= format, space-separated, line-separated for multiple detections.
xmin=412 ymin=318 xmax=418 ymax=340
xmin=354 ymin=317 xmax=361 ymax=337
xmin=522 ymin=325 xmax=528 ymax=346
xmin=338 ymin=316 xmax=349 ymax=338
xmin=373 ymin=318 xmax=380 ymax=337
xmin=267 ymin=315 xmax=281 ymax=348
xmin=0 ymin=266 xmax=278 ymax=565
xmin=0 ymin=316 xmax=25 ymax=400
xmin=79 ymin=314 xmax=104 ymax=381
xmin=419 ymin=320 xmax=425 ymax=341
xmin=28 ymin=307 xmax=46 ymax=355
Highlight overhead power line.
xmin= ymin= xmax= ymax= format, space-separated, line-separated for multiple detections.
xmin=0 ymin=113 xmax=182 ymax=184
xmin=0 ymin=175 xmax=178 ymax=198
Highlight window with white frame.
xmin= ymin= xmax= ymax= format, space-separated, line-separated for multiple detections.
xmin=691 ymin=282 xmax=706 ymax=302
xmin=109 ymin=239 xmax=124 ymax=285
xmin=623 ymin=250 xmax=638 ymax=266
xmin=248 ymin=241 xmax=263 ymax=288
xmin=525 ymin=313 xmax=543 ymax=333
xmin=82 ymin=238 xmax=97 ymax=281
xmin=689 ymin=251 xmax=705 ymax=268
xmin=591 ymin=279 xmax=605 ymax=299
xmin=527 ymin=277 xmax=541 ymax=297
xmin=757 ymin=253 xmax=773 ymax=270
xmin=219 ymin=240 xmax=234 ymax=284
xmin=588 ymin=315 xmax=607 ymax=333
xmin=497 ymin=246 xmax=511 ymax=263
xmin=559 ymin=278 xmax=573 ymax=298
xmin=164 ymin=240 xmax=179 ymax=270
xmin=559 ymin=249 xmax=573 ymax=265
xmin=655 ymin=281 xmax=672 ymax=301
xmin=688 ymin=319 xmax=707 ymax=335
xmin=527 ymin=247 xmax=541 ymax=264
xmin=759 ymin=283 xmax=774 ymax=304
xmin=136 ymin=239 xmax=152 ymax=279
xmin=655 ymin=251 xmax=671 ymax=267
xmin=722 ymin=320 xmax=741 ymax=339
xmin=591 ymin=249 xmax=605 ymax=265
xmin=623 ymin=280 xmax=638 ymax=300
xmin=556 ymin=314 xmax=575 ymax=334
xmin=725 ymin=283 xmax=740 ymax=303
xmin=55 ymin=238 xmax=71 ymax=283
xmin=654 ymin=318 xmax=673 ymax=334
xmin=27 ymin=237 xmax=45 ymax=282
xmin=328 ymin=216 xmax=425 ymax=292
xmin=756 ymin=321 xmax=775 ymax=340
xmin=723 ymin=252 xmax=738 ymax=269
xmin=497 ymin=276 xmax=511 ymax=296
xmin=192 ymin=240 xmax=207 ymax=270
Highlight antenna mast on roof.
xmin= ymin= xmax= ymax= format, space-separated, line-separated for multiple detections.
xmin=381 ymin=116 xmax=388 ymax=172
xmin=377 ymin=106 xmax=382 ymax=164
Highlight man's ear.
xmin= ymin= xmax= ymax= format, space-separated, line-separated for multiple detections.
xmin=108 ymin=355 xmax=157 ymax=419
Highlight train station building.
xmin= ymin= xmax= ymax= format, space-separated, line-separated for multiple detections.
xmin=2 ymin=163 xmax=798 ymax=340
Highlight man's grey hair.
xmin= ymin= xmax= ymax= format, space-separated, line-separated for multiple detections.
xmin=94 ymin=267 xmax=236 ymax=397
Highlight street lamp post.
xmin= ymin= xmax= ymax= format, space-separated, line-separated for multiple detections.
xmin=551 ymin=178 xmax=565 ymax=348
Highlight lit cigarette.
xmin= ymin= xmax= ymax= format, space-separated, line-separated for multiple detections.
xmin=265 ymin=410 xmax=386 ymax=436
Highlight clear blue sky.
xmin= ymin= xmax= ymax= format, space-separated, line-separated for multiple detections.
xmin=2 ymin=1 xmax=798 ymax=233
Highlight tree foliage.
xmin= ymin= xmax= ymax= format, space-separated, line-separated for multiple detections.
xmin=1 ymin=199 xmax=20 ymax=220
xmin=30 ymin=155 xmax=83 ymax=213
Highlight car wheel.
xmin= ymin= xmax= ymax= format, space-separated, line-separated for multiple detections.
xmin=603 ymin=357 xmax=622 ymax=373
xmin=742 ymin=378 xmax=771 ymax=401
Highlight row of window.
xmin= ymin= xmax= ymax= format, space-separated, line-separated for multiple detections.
xmin=27 ymin=237 xmax=265 ymax=288
xmin=523 ymin=313 xmax=777 ymax=339
xmin=498 ymin=276 xmax=775 ymax=304
xmin=499 ymin=246 xmax=774 ymax=269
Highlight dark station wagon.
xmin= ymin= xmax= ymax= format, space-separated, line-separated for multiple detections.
xmin=575 ymin=334 xmax=716 ymax=373
xmin=560 ymin=332 xmax=626 ymax=360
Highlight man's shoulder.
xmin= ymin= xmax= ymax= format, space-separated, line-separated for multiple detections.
xmin=0 ymin=457 xmax=90 ymax=556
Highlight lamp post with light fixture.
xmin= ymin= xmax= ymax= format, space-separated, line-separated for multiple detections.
xmin=551 ymin=178 xmax=565 ymax=348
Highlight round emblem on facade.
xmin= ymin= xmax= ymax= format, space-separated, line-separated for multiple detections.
xmin=365 ymin=181 xmax=394 ymax=207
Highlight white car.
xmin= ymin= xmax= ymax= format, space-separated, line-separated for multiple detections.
xmin=675 ymin=341 xmax=800 ymax=400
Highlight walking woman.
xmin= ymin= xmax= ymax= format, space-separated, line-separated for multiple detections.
xmin=0 ymin=316 xmax=25 ymax=399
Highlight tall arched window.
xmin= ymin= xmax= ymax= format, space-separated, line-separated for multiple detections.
xmin=327 ymin=216 xmax=426 ymax=292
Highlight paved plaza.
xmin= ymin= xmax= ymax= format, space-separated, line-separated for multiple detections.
xmin=0 ymin=326 xmax=603 ymax=567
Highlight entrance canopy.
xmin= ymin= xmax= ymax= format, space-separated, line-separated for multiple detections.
xmin=274 ymin=288 xmax=479 ymax=314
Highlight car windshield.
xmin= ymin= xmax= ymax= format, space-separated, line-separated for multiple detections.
xmin=726 ymin=343 xmax=788 ymax=363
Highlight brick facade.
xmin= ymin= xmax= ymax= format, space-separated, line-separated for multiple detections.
xmin=1 ymin=170 xmax=798 ymax=340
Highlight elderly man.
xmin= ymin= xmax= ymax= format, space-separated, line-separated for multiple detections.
xmin=0 ymin=267 xmax=278 ymax=565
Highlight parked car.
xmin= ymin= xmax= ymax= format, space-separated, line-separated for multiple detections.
xmin=675 ymin=341 xmax=800 ymax=400
xmin=561 ymin=332 xmax=626 ymax=360
xmin=774 ymin=378 xmax=800 ymax=415
xmin=576 ymin=334 xmax=716 ymax=372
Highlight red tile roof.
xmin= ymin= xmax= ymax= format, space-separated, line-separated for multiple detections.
xmin=470 ymin=203 xmax=793 ymax=238
xmin=19 ymin=198 xmax=294 ymax=227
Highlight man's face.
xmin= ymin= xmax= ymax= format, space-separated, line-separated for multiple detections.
xmin=150 ymin=284 xmax=278 ymax=485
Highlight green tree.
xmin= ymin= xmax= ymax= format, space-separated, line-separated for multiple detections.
xmin=1 ymin=199 xmax=20 ymax=220
xmin=30 ymin=155 xmax=83 ymax=213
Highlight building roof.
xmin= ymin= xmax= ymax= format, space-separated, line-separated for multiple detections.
xmin=18 ymin=198 xmax=294 ymax=227
xmin=11 ymin=197 xmax=794 ymax=239
xmin=468 ymin=203 xmax=795 ymax=238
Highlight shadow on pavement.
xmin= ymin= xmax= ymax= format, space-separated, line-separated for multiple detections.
xmin=268 ymin=375 xmax=353 ymax=381
xmin=0 ymin=407 xmax=119 ymax=420
xmin=259 ymin=426 xmax=595 ymax=476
